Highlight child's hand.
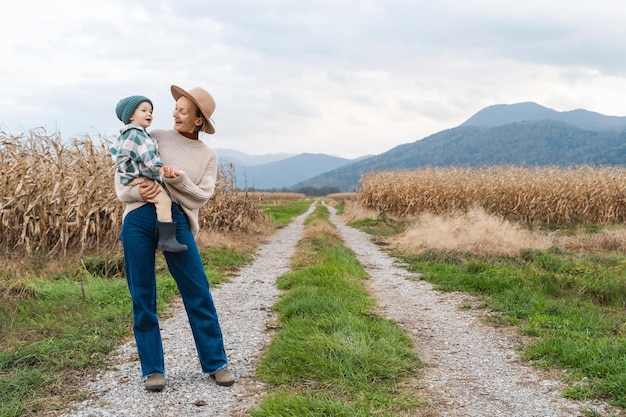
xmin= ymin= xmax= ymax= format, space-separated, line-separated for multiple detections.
xmin=160 ymin=166 xmax=180 ymax=178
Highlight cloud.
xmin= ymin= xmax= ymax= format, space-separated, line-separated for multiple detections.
xmin=1 ymin=0 xmax=625 ymax=158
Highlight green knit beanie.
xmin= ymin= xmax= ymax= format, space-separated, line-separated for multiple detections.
xmin=115 ymin=95 xmax=153 ymax=124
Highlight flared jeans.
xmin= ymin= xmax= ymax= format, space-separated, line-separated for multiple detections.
xmin=120 ymin=203 xmax=228 ymax=377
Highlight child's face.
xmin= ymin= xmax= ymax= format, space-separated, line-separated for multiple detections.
xmin=129 ymin=101 xmax=153 ymax=128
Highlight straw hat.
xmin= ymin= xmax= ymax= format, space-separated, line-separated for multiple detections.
xmin=170 ymin=85 xmax=216 ymax=134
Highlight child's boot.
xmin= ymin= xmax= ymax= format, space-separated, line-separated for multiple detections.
xmin=157 ymin=221 xmax=188 ymax=252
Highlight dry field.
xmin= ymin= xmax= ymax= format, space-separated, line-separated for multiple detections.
xmin=5 ymin=131 xmax=626 ymax=271
xmin=350 ymin=166 xmax=626 ymax=257
xmin=236 ymin=191 xmax=307 ymax=201
xmin=360 ymin=166 xmax=626 ymax=225
xmin=326 ymin=192 xmax=359 ymax=202
xmin=0 ymin=131 xmax=270 ymax=264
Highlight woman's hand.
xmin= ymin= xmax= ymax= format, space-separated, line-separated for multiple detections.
xmin=161 ymin=166 xmax=181 ymax=178
xmin=139 ymin=180 xmax=161 ymax=203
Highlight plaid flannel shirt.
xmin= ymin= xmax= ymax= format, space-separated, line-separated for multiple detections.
xmin=110 ymin=124 xmax=163 ymax=185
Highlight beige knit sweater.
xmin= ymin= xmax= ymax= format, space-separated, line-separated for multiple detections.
xmin=114 ymin=129 xmax=218 ymax=236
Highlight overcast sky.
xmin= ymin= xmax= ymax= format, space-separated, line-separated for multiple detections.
xmin=2 ymin=0 xmax=626 ymax=159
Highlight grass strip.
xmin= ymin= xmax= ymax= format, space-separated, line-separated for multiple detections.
xmin=261 ymin=199 xmax=313 ymax=227
xmin=252 ymin=205 xmax=421 ymax=416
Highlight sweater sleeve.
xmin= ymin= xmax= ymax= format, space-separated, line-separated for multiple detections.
xmin=164 ymin=153 xmax=218 ymax=210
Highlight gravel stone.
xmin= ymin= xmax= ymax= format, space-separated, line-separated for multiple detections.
xmin=57 ymin=202 xmax=622 ymax=417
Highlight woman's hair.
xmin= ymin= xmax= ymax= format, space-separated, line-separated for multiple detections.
xmin=195 ymin=107 xmax=207 ymax=132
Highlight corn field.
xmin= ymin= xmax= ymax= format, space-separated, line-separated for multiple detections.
xmin=360 ymin=166 xmax=626 ymax=224
xmin=0 ymin=131 xmax=266 ymax=258
xmin=236 ymin=191 xmax=307 ymax=201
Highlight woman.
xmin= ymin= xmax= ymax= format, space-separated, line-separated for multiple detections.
xmin=114 ymin=85 xmax=234 ymax=391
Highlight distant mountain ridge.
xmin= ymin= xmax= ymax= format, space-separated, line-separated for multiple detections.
xmin=462 ymin=102 xmax=626 ymax=131
xmin=215 ymin=149 xmax=296 ymax=166
xmin=217 ymin=151 xmax=369 ymax=190
xmin=293 ymin=102 xmax=626 ymax=191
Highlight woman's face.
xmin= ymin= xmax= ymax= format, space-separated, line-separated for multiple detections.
xmin=173 ymin=96 xmax=202 ymax=133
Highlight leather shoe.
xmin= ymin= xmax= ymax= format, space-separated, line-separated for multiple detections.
xmin=212 ymin=367 xmax=235 ymax=386
xmin=144 ymin=372 xmax=165 ymax=391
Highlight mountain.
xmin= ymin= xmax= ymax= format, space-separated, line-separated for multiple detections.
xmin=226 ymin=153 xmax=361 ymax=190
xmin=293 ymin=103 xmax=626 ymax=192
xmin=462 ymin=102 xmax=626 ymax=131
xmin=215 ymin=149 xmax=296 ymax=166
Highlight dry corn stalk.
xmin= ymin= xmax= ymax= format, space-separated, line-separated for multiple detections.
xmin=0 ymin=131 xmax=267 ymax=258
xmin=360 ymin=166 xmax=626 ymax=225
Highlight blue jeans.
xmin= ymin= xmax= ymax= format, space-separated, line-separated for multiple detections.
xmin=121 ymin=203 xmax=228 ymax=378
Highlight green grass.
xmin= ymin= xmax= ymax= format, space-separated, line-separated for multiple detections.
xmin=0 ymin=248 xmax=253 ymax=417
xmin=349 ymin=217 xmax=406 ymax=237
xmin=333 ymin=201 xmax=346 ymax=215
xmin=303 ymin=203 xmax=330 ymax=225
xmin=200 ymin=247 xmax=254 ymax=284
xmin=252 ymin=212 xmax=421 ymax=416
xmin=390 ymin=249 xmax=626 ymax=409
xmin=261 ymin=199 xmax=313 ymax=226
xmin=0 ymin=274 xmax=163 ymax=417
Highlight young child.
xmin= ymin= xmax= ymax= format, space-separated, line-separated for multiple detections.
xmin=110 ymin=95 xmax=187 ymax=252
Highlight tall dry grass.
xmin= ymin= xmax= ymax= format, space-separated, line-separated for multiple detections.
xmin=0 ymin=131 xmax=268 ymax=260
xmin=390 ymin=209 xmax=626 ymax=257
xmin=326 ymin=192 xmax=359 ymax=202
xmin=390 ymin=207 xmax=555 ymax=257
xmin=341 ymin=201 xmax=626 ymax=257
xmin=360 ymin=166 xmax=626 ymax=225
xmin=201 ymin=164 xmax=268 ymax=233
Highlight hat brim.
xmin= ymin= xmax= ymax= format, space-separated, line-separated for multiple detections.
xmin=171 ymin=85 xmax=216 ymax=134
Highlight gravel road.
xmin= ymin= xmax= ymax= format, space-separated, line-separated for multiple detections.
xmin=57 ymin=202 xmax=622 ymax=417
